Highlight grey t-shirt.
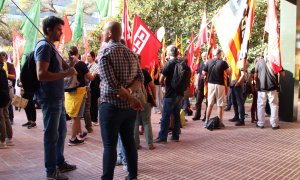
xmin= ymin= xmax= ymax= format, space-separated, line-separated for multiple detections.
xmin=34 ymin=40 xmax=64 ymax=100
xmin=254 ymin=58 xmax=279 ymax=91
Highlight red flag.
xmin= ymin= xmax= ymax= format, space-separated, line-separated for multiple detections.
xmin=186 ymin=32 xmax=195 ymax=69
xmin=195 ymin=11 xmax=208 ymax=65
xmin=207 ymin=24 xmax=216 ymax=60
xmin=56 ymin=15 xmax=72 ymax=53
xmin=12 ymin=29 xmax=25 ymax=68
xmin=122 ymin=0 xmax=132 ymax=49
xmin=83 ymin=24 xmax=90 ymax=63
xmin=265 ymin=0 xmax=282 ymax=74
xmin=132 ymin=14 xmax=162 ymax=68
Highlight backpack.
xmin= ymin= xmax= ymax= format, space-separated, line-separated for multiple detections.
xmin=171 ymin=59 xmax=191 ymax=95
xmin=243 ymin=74 xmax=252 ymax=96
xmin=206 ymin=116 xmax=223 ymax=131
xmin=20 ymin=51 xmax=39 ymax=95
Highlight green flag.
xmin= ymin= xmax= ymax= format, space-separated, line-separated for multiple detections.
xmin=94 ymin=0 xmax=110 ymax=20
xmin=72 ymin=0 xmax=83 ymax=43
xmin=20 ymin=0 xmax=40 ymax=65
xmin=0 ymin=0 xmax=5 ymax=12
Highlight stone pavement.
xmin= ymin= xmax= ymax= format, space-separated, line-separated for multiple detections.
xmin=1 ymin=103 xmax=300 ymax=180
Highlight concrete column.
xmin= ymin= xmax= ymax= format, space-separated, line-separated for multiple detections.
xmin=279 ymin=0 xmax=298 ymax=122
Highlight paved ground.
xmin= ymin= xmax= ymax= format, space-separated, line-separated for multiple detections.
xmin=1 ymin=102 xmax=300 ymax=180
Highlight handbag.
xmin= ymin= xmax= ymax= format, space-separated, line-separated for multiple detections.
xmin=64 ymin=74 xmax=80 ymax=92
xmin=11 ymin=95 xmax=28 ymax=109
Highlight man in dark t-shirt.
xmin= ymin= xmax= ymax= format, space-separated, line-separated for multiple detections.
xmin=155 ymin=45 xmax=183 ymax=143
xmin=203 ymin=49 xmax=231 ymax=127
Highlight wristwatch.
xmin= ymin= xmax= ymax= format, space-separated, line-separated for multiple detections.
xmin=127 ymin=88 xmax=133 ymax=95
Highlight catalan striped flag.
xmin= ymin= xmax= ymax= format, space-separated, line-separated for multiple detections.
xmin=214 ymin=0 xmax=248 ymax=81
xmin=175 ymin=35 xmax=183 ymax=57
xmin=161 ymin=37 xmax=166 ymax=66
xmin=195 ymin=11 xmax=208 ymax=66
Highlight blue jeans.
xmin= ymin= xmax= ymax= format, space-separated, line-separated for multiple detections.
xmin=99 ymin=103 xmax=137 ymax=180
xmin=231 ymin=86 xmax=245 ymax=121
xmin=117 ymin=134 xmax=127 ymax=164
xmin=158 ymin=96 xmax=183 ymax=141
xmin=37 ymin=99 xmax=67 ymax=173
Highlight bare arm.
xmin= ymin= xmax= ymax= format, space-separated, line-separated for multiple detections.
xmin=36 ymin=61 xmax=76 ymax=81
xmin=159 ymin=73 xmax=166 ymax=86
xmin=149 ymin=81 xmax=156 ymax=100
xmin=235 ymin=69 xmax=245 ymax=87
xmin=225 ymin=67 xmax=232 ymax=76
xmin=8 ymin=74 xmax=16 ymax=80
xmin=85 ymin=72 xmax=95 ymax=81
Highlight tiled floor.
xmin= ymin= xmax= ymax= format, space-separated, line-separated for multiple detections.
xmin=1 ymin=103 xmax=300 ymax=180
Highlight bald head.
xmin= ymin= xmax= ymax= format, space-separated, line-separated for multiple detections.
xmin=103 ymin=21 xmax=122 ymax=42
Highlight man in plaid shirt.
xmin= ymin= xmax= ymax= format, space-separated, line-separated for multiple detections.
xmin=98 ymin=21 xmax=144 ymax=180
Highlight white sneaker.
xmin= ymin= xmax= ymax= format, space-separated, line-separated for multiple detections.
xmin=6 ymin=138 xmax=15 ymax=146
xmin=0 ymin=141 xmax=8 ymax=149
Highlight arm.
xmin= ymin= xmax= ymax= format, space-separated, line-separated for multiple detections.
xmin=159 ymin=73 xmax=166 ymax=86
xmin=149 ymin=80 xmax=156 ymax=100
xmin=225 ymin=66 xmax=232 ymax=76
xmin=194 ymin=73 xmax=199 ymax=90
xmin=8 ymin=74 xmax=16 ymax=80
xmin=85 ymin=72 xmax=95 ymax=81
xmin=235 ymin=69 xmax=245 ymax=87
xmin=36 ymin=61 xmax=76 ymax=81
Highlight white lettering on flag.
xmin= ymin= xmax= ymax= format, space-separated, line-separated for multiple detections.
xmin=132 ymin=25 xmax=150 ymax=54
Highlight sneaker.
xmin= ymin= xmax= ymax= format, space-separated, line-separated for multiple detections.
xmin=192 ymin=116 xmax=200 ymax=121
xmin=0 ymin=141 xmax=8 ymax=149
xmin=272 ymin=126 xmax=280 ymax=130
xmin=153 ymin=138 xmax=167 ymax=144
xmin=203 ymin=122 xmax=207 ymax=128
xmin=123 ymin=164 xmax=128 ymax=171
xmin=169 ymin=137 xmax=179 ymax=142
xmin=22 ymin=121 xmax=32 ymax=127
xmin=235 ymin=121 xmax=245 ymax=126
xmin=47 ymin=169 xmax=68 ymax=180
xmin=78 ymin=132 xmax=88 ymax=140
xmin=58 ymin=162 xmax=77 ymax=173
xmin=68 ymin=137 xmax=84 ymax=146
xmin=5 ymin=138 xmax=14 ymax=146
xmin=92 ymin=122 xmax=99 ymax=126
xmin=28 ymin=122 xmax=37 ymax=129
xmin=256 ymin=124 xmax=264 ymax=129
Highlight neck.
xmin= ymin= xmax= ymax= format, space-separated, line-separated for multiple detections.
xmin=45 ymin=36 xmax=55 ymax=45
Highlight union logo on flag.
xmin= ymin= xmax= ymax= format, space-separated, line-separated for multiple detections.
xmin=133 ymin=26 xmax=150 ymax=54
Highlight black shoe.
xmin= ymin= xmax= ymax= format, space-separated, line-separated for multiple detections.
xmin=256 ymin=124 xmax=264 ymax=129
xmin=228 ymin=117 xmax=238 ymax=122
xmin=235 ymin=121 xmax=245 ymax=126
xmin=224 ymin=107 xmax=231 ymax=111
xmin=192 ymin=116 xmax=200 ymax=121
xmin=169 ymin=137 xmax=179 ymax=142
xmin=201 ymin=117 xmax=206 ymax=122
xmin=22 ymin=121 xmax=32 ymax=127
xmin=125 ymin=176 xmax=137 ymax=180
xmin=68 ymin=137 xmax=84 ymax=146
xmin=47 ymin=169 xmax=68 ymax=180
xmin=272 ymin=126 xmax=280 ymax=130
xmin=58 ymin=162 xmax=77 ymax=173
xmin=28 ymin=122 xmax=37 ymax=129
xmin=153 ymin=138 xmax=167 ymax=144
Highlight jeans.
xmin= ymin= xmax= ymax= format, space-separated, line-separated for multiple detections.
xmin=134 ymin=103 xmax=153 ymax=148
xmin=99 ymin=103 xmax=137 ymax=180
xmin=0 ymin=104 xmax=13 ymax=142
xmin=90 ymin=91 xmax=99 ymax=123
xmin=226 ymin=88 xmax=232 ymax=108
xmin=117 ymin=135 xmax=127 ymax=164
xmin=158 ymin=96 xmax=183 ymax=141
xmin=251 ymin=90 xmax=258 ymax=121
xmin=37 ymin=99 xmax=67 ymax=173
xmin=231 ymin=86 xmax=245 ymax=121
xmin=154 ymin=85 xmax=163 ymax=113
xmin=257 ymin=90 xmax=279 ymax=127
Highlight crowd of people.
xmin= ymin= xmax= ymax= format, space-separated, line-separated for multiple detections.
xmin=0 ymin=16 xmax=285 ymax=180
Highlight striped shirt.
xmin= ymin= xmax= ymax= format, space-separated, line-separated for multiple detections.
xmin=98 ymin=40 xmax=144 ymax=109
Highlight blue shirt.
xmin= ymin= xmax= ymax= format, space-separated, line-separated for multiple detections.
xmin=98 ymin=40 xmax=144 ymax=109
xmin=34 ymin=40 xmax=64 ymax=100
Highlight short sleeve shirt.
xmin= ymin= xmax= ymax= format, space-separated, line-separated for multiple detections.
xmin=34 ymin=40 xmax=64 ymax=100
xmin=254 ymin=59 xmax=279 ymax=91
xmin=203 ymin=58 xmax=229 ymax=85
xmin=142 ymin=69 xmax=152 ymax=89
xmin=74 ymin=61 xmax=89 ymax=87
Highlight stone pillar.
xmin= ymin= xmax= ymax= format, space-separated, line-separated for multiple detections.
xmin=279 ymin=0 xmax=298 ymax=122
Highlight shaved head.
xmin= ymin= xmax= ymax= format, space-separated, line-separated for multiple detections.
xmin=103 ymin=21 xmax=122 ymax=42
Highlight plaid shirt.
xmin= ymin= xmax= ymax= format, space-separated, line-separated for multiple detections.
xmin=98 ymin=40 xmax=144 ymax=109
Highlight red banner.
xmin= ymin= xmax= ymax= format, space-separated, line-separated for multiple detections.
xmin=132 ymin=14 xmax=162 ymax=68
xmin=12 ymin=29 xmax=25 ymax=67
xmin=122 ymin=0 xmax=132 ymax=49
xmin=56 ymin=15 xmax=72 ymax=53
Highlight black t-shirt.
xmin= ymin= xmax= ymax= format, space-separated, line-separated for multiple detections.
xmin=153 ymin=67 xmax=160 ymax=85
xmin=75 ymin=61 xmax=89 ymax=87
xmin=161 ymin=59 xmax=180 ymax=98
xmin=203 ymin=58 xmax=229 ymax=85
xmin=142 ymin=69 xmax=152 ymax=89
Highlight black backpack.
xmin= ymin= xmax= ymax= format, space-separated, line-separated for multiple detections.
xmin=206 ymin=116 xmax=222 ymax=131
xmin=171 ymin=59 xmax=191 ymax=95
xmin=20 ymin=51 xmax=39 ymax=95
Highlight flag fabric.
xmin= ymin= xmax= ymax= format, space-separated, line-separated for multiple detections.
xmin=186 ymin=32 xmax=195 ymax=69
xmin=265 ymin=0 xmax=282 ymax=74
xmin=132 ymin=14 xmax=162 ymax=68
xmin=238 ymin=0 xmax=256 ymax=69
xmin=214 ymin=0 xmax=248 ymax=81
xmin=207 ymin=24 xmax=216 ymax=60
xmin=195 ymin=11 xmax=208 ymax=65
xmin=94 ymin=0 xmax=110 ymax=20
xmin=161 ymin=37 xmax=166 ymax=66
xmin=56 ymin=15 xmax=72 ymax=53
xmin=121 ymin=0 xmax=132 ymax=49
xmin=12 ymin=29 xmax=25 ymax=67
xmin=19 ymin=0 xmax=41 ymax=66
xmin=83 ymin=24 xmax=90 ymax=63
xmin=175 ymin=35 xmax=182 ymax=56
xmin=0 ymin=0 xmax=5 ymax=12
xmin=72 ymin=0 xmax=84 ymax=44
